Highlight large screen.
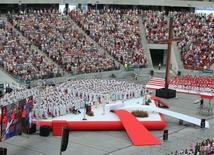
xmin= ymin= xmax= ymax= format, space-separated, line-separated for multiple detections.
xmin=1 ymin=96 xmax=33 ymax=141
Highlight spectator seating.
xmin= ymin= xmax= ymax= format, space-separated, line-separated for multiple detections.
xmin=169 ymin=74 xmax=214 ymax=93
xmin=142 ymin=10 xmax=214 ymax=70
xmin=70 ymin=9 xmax=147 ymax=68
xmin=0 ymin=21 xmax=61 ymax=83
xmin=9 ymin=9 xmax=119 ymax=75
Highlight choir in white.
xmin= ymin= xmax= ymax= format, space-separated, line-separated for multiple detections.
xmin=0 ymin=79 xmax=146 ymax=119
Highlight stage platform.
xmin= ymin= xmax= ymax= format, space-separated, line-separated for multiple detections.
xmin=32 ymin=97 xmax=166 ymax=132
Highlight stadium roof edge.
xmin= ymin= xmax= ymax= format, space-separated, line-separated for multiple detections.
xmin=0 ymin=0 xmax=213 ymax=8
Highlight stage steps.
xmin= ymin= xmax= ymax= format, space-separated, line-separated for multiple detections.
xmin=52 ymin=120 xmax=67 ymax=136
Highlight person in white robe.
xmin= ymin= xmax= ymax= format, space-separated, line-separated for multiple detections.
xmin=59 ymin=103 xmax=64 ymax=116
xmin=48 ymin=102 xmax=53 ymax=116
xmin=112 ymin=92 xmax=116 ymax=101
xmin=109 ymin=94 xmax=112 ymax=104
xmin=66 ymin=102 xmax=70 ymax=113
xmin=119 ymin=91 xmax=122 ymax=100
xmin=106 ymin=93 xmax=110 ymax=104
xmin=39 ymin=106 xmax=44 ymax=118
xmin=101 ymin=96 xmax=106 ymax=115
xmin=77 ymin=98 xmax=83 ymax=109
xmin=63 ymin=103 xmax=67 ymax=115
xmin=53 ymin=104 xmax=59 ymax=117
xmin=123 ymin=91 xmax=127 ymax=101
xmin=34 ymin=107 xmax=40 ymax=118
xmin=43 ymin=106 xmax=48 ymax=119
xmin=95 ymin=97 xmax=98 ymax=108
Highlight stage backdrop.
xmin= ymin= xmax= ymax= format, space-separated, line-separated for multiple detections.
xmin=1 ymin=96 xmax=33 ymax=141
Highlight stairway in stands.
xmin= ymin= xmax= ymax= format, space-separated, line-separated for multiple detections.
xmin=138 ymin=15 xmax=153 ymax=69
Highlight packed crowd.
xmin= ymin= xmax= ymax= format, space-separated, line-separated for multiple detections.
xmin=0 ymin=79 xmax=145 ymax=119
xmin=9 ymin=9 xmax=119 ymax=75
xmin=166 ymin=138 xmax=214 ymax=155
xmin=142 ymin=10 xmax=169 ymax=43
xmin=1 ymin=8 xmax=212 ymax=83
xmin=70 ymin=9 xmax=147 ymax=68
xmin=143 ymin=10 xmax=214 ymax=70
xmin=0 ymin=83 xmax=36 ymax=107
xmin=0 ymin=20 xmax=61 ymax=82
xmin=174 ymin=11 xmax=213 ymax=70
xmin=32 ymin=78 xmax=145 ymax=118
xmin=169 ymin=75 xmax=214 ymax=93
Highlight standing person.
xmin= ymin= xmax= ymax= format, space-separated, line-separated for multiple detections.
xmin=200 ymin=99 xmax=204 ymax=108
xmin=135 ymin=73 xmax=138 ymax=80
xmin=101 ymin=96 xmax=106 ymax=115
xmin=124 ymin=63 xmax=128 ymax=70
xmin=194 ymin=143 xmax=200 ymax=155
xmin=28 ymin=107 xmax=33 ymax=129
xmin=158 ymin=63 xmax=161 ymax=70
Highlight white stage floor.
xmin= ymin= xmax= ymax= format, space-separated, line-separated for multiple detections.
xmin=35 ymin=97 xmax=162 ymax=122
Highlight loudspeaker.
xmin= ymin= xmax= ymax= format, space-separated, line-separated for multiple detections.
xmin=201 ymin=119 xmax=205 ymax=128
xmin=28 ymin=123 xmax=36 ymax=134
xmin=0 ymin=147 xmax=7 ymax=155
xmin=40 ymin=125 xmax=50 ymax=137
xmin=61 ymin=127 xmax=69 ymax=152
xmin=163 ymin=129 xmax=168 ymax=140
xmin=0 ymin=90 xmax=2 ymax=97
xmin=177 ymin=71 xmax=181 ymax=76
xmin=156 ymin=88 xmax=176 ymax=99
xmin=150 ymin=70 xmax=154 ymax=76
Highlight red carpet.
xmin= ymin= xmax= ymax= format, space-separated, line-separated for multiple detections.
xmin=113 ymin=110 xmax=161 ymax=146
xmin=150 ymin=96 xmax=169 ymax=108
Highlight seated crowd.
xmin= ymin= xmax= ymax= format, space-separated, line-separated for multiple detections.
xmin=169 ymin=74 xmax=214 ymax=93
xmin=166 ymin=138 xmax=214 ymax=155
xmin=9 ymin=9 xmax=119 ymax=75
xmin=70 ymin=8 xmax=147 ymax=68
xmin=142 ymin=10 xmax=169 ymax=43
xmin=142 ymin=10 xmax=214 ymax=70
xmin=0 ymin=20 xmax=61 ymax=82
xmin=1 ymin=8 xmax=213 ymax=82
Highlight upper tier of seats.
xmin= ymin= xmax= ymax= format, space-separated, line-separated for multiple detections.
xmin=1 ymin=9 xmax=212 ymax=83
xmin=9 ymin=9 xmax=119 ymax=76
xmin=0 ymin=20 xmax=62 ymax=82
xmin=143 ymin=10 xmax=214 ymax=70
xmin=70 ymin=9 xmax=147 ymax=68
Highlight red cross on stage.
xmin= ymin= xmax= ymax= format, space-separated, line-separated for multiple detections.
xmin=156 ymin=16 xmax=184 ymax=90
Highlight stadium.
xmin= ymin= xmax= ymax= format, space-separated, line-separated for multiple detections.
xmin=0 ymin=0 xmax=214 ymax=155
